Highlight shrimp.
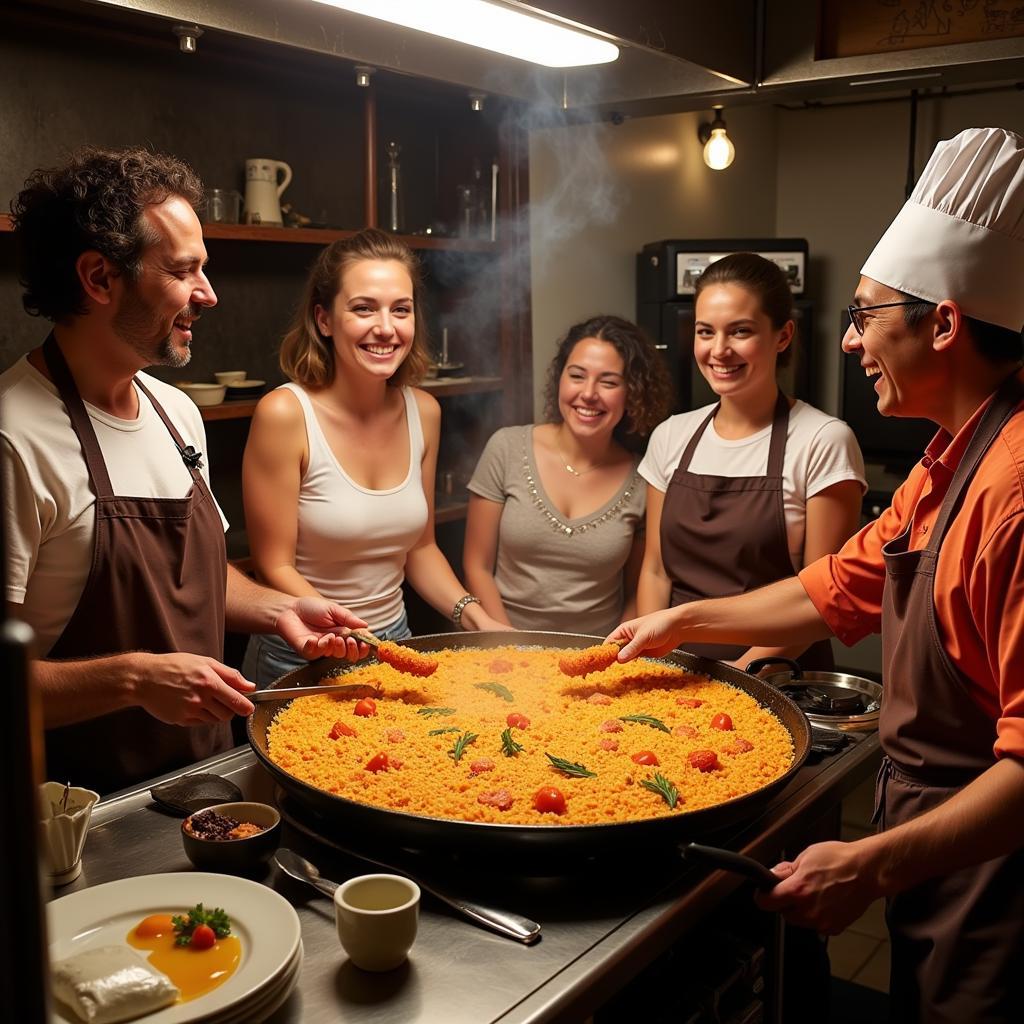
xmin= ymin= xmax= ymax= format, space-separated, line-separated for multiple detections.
xmin=376 ymin=641 xmax=439 ymax=677
xmin=558 ymin=643 xmax=620 ymax=678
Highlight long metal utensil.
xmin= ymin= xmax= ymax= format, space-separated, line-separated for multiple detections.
xmin=682 ymin=843 xmax=779 ymax=889
xmin=251 ymin=682 xmax=381 ymax=703
xmin=275 ymin=847 xmax=542 ymax=944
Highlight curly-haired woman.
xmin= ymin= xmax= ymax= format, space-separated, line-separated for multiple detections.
xmin=463 ymin=315 xmax=671 ymax=635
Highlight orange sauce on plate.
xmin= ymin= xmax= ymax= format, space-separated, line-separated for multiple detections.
xmin=128 ymin=914 xmax=240 ymax=1002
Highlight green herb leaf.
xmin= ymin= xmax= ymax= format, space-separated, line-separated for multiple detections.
xmin=619 ymin=713 xmax=671 ymax=734
xmin=428 ymin=726 xmax=461 ymax=736
xmin=417 ymin=706 xmax=456 ymax=717
xmin=171 ymin=904 xmax=232 ymax=946
xmin=474 ymin=681 xmax=515 ymax=703
xmin=500 ymin=728 xmax=524 ymax=757
xmin=447 ymin=731 xmax=479 ymax=763
xmin=640 ymin=772 xmax=679 ymax=809
xmin=545 ymin=752 xmax=597 ymax=778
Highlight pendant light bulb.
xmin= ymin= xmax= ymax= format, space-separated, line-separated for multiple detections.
xmin=699 ymin=107 xmax=735 ymax=171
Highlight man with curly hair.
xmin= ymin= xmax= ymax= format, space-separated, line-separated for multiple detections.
xmin=2 ymin=146 xmax=369 ymax=794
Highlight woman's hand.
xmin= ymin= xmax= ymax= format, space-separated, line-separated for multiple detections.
xmin=460 ymin=601 xmax=517 ymax=633
xmin=276 ymin=598 xmax=370 ymax=661
xmin=607 ymin=608 xmax=685 ymax=661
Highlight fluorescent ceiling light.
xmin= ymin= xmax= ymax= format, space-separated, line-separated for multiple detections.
xmin=310 ymin=0 xmax=620 ymax=67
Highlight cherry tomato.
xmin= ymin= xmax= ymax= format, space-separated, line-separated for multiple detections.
xmin=533 ymin=786 xmax=567 ymax=815
xmin=631 ymin=750 xmax=660 ymax=766
xmin=506 ymin=713 xmax=531 ymax=730
xmin=329 ymin=721 xmax=357 ymax=740
xmin=676 ymin=698 xmax=704 ymax=708
xmin=710 ymin=713 xmax=733 ymax=731
xmin=365 ymin=752 xmax=390 ymax=772
xmin=688 ymin=749 xmax=720 ymax=773
xmin=354 ymin=698 xmax=377 ymax=717
xmin=190 ymin=924 xmax=216 ymax=950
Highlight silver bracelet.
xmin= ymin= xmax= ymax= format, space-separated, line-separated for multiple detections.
xmin=451 ymin=594 xmax=481 ymax=628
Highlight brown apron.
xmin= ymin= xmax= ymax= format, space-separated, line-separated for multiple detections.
xmin=660 ymin=391 xmax=833 ymax=667
xmin=41 ymin=335 xmax=230 ymax=795
xmin=876 ymin=372 xmax=1024 ymax=1024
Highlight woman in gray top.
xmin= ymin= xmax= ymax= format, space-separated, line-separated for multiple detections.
xmin=465 ymin=316 xmax=671 ymax=635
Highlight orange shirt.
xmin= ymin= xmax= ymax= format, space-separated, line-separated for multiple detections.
xmin=799 ymin=378 xmax=1024 ymax=761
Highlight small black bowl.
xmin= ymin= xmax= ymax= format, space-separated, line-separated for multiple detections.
xmin=181 ymin=801 xmax=281 ymax=872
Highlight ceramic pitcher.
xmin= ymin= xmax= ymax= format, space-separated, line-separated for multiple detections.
xmin=244 ymin=158 xmax=293 ymax=226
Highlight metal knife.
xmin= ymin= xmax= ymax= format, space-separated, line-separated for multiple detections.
xmin=275 ymin=847 xmax=542 ymax=945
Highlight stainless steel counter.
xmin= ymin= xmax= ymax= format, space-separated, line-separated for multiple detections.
xmin=60 ymin=732 xmax=880 ymax=1023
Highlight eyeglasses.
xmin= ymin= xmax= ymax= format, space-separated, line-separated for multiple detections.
xmin=847 ymin=301 xmax=919 ymax=336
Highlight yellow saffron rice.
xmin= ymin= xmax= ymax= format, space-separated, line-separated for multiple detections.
xmin=266 ymin=646 xmax=794 ymax=825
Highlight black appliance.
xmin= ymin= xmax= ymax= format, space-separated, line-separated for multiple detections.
xmin=637 ymin=238 xmax=813 ymax=413
xmin=837 ymin=310 xmax=935 ymax=474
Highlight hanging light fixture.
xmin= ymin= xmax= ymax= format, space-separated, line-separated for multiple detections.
xmin=309 ymin=0 xmax=619 ymax=68
xmin=698 ymin=106 xmax=735 ymax=171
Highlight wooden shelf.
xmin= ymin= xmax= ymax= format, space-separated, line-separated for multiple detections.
xmin=199 ymin=399 xmax=259 ymax=422
xmin=435 ymin=501 xmax=468 ymax=524
xmin=0 ymin=215 xmax=496 ymax=254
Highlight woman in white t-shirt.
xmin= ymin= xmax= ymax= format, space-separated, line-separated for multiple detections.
xmin=242 ymin=229 xmax=506 ymax=684
xmin=636 ymin=252 xmax=866 ymax=669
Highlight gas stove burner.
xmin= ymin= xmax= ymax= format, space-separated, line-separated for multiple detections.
xmin=755 ymin=668 xmax=882 ymax=732
xmin=780 ymin=684 xmax=874 ymax=716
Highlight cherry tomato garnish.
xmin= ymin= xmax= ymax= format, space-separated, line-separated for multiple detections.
xmin=329 ymin=720 xmax=357 ymax=739
xmin=688 ymin=749 xmax=720 ymax=773
xmin=631 ymin=750 xmax=660 ymax=766
xmin=710 ymin=713 xmax=733 ymax=731
xmin=533 ymin=786 xmax=567 ymax=815
xmin=365 ymin=752 xmax=390 ymax=772
xmin=506 ymin=713 xmax=531 ymax=730
xmin=190 ymin=924 xmax=216 ymax=950
xmin=354 ymin=698 xmax=377 ymax=717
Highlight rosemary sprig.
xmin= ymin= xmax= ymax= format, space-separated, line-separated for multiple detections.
xmin=447 ymin=731 xmax=479 ymax=762
xmin=500 ymin=728 xmax=524 ymax=757
xmin=545 ymin=752 xmax=597 ymax=778
xmin=619 ymin=713 xmax=671 ymax=734
xmin=428 ymin=726 xmax=462 ymax=736
xmin=640 ymin=772 xmax=679 ymax=809
xmin=474 ymin=681 xmax=515 ymax=703
xmin=417 ymin=706 xmax=456 ymax=717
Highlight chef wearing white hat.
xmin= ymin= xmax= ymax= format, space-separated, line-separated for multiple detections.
xmin=610 ymin=127 xmax=1024 ymax=1022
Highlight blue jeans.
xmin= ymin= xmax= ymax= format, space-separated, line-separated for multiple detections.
xmin=242 ymin=608 xmax=411 ymax=688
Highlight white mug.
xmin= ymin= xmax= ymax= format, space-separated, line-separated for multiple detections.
xmin=244 ymin=158 xmax=292 ymax=226
xmin=334 ymin=874 xmax=420 ymax=971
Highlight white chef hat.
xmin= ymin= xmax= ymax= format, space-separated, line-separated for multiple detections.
xmin=861 ymin=127 xmax=1024 ymax=331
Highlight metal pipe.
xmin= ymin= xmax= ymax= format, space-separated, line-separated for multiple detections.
xmin=905 ymin=89 xmax=918 ymax=199
xmin=364 ymin=88 xmax=378 ymax=228
xmin=490 ymin=160 xmax=498 ymax=243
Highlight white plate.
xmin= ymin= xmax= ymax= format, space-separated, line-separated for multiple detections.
xmin=49 ymin=872 xmax=301 ymax=1024
xmin=212 ymin=942 xmax=303 ymax=1024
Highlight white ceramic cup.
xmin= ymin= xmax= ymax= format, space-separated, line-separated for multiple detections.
xmin=214 ymin=371 xmax=247 ymax=385
xmin=39 ymin=781 xmax=99 ymax=885
xmin=334 ymin=874 xmax=420 ymax=971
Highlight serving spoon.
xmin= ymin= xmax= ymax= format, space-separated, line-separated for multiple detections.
xmin=275 ymin=847 xmax=542 ymax=944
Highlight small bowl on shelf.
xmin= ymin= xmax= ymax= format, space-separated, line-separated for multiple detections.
xmin=434 ymin=362 xmax=465 ymax=378
xmin=178 ymin=383 xmax=226 ymax=407
xmin=181 ymin=801 xmax=281 ymax=872
xmin=225 ymin=379 xmax=267 ymax=401
xmin=214 ymin=370 xmax=247 ymax=386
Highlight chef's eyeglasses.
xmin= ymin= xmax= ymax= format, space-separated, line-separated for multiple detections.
xmin=847 ymin=301 xmax=919 ymax=336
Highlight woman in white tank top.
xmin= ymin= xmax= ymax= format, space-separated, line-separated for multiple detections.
xmin=242 ymin=230 xmax=507 ymax=684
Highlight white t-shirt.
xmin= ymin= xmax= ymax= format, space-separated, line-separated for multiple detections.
xmin=1 ymin=356 xmax=227 ymax=656
xmin=639 ymin=400 xmax=866 ymax=572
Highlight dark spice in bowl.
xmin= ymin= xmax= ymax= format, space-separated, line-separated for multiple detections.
xmin=184 ymin=808 xmax=267 ymax=841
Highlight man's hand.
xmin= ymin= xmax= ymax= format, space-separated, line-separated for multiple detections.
xmin=276 ymin=597 xmax=371 ymax=661
xmin=607 ymin=609 xmax=685 ymax=661
xmin=134 ymin=652 xmax=256 ymax=724
xmin=754 ymin=840 xmax=882 ymax=935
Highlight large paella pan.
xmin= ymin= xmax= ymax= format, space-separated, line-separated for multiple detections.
xmin=247 ymin=632 xmax=811 ymax=856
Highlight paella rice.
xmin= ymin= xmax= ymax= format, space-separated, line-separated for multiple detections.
xmin=266 ymin=646 xmax=794 ymax=826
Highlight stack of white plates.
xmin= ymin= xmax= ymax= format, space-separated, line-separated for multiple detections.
xmin=49 ymin=872 xmax=303 ymax=1024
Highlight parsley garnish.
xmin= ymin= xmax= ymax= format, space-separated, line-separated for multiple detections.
xmin=171 ymin=904 xmax=232 ymax=946
xmin=545 ymin=752 xmax=597 ymax=778
xmin=619 ymin=713 xmax=671 ymax=734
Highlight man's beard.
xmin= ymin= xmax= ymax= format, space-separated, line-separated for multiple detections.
xmin=112 ymin=288 xmax=195 ymax=368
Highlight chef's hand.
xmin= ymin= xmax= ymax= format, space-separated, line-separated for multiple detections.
xmin=136 ymin=652 xmax=256 ymax=724
xmin=607 ymin=609 xmax=685 ymax=661
xmin=754 ymin=840 xmax=881 ymax=935
xmin=276 ymin=597 xmax=371 ymax=661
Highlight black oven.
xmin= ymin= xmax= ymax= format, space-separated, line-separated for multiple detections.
xmin=636 ymin=238 xmax=813 ymax=413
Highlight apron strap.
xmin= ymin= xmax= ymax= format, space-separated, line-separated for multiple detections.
xmin=133 ymin=377 xmax=206 ymax=479
xmin=42 ymin=333 xmax=114 ymax=498
xmin=675 ymin=390 xmax=791 ymax=477
xmin=924 ymin=372 xmax=1024 ymax=554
